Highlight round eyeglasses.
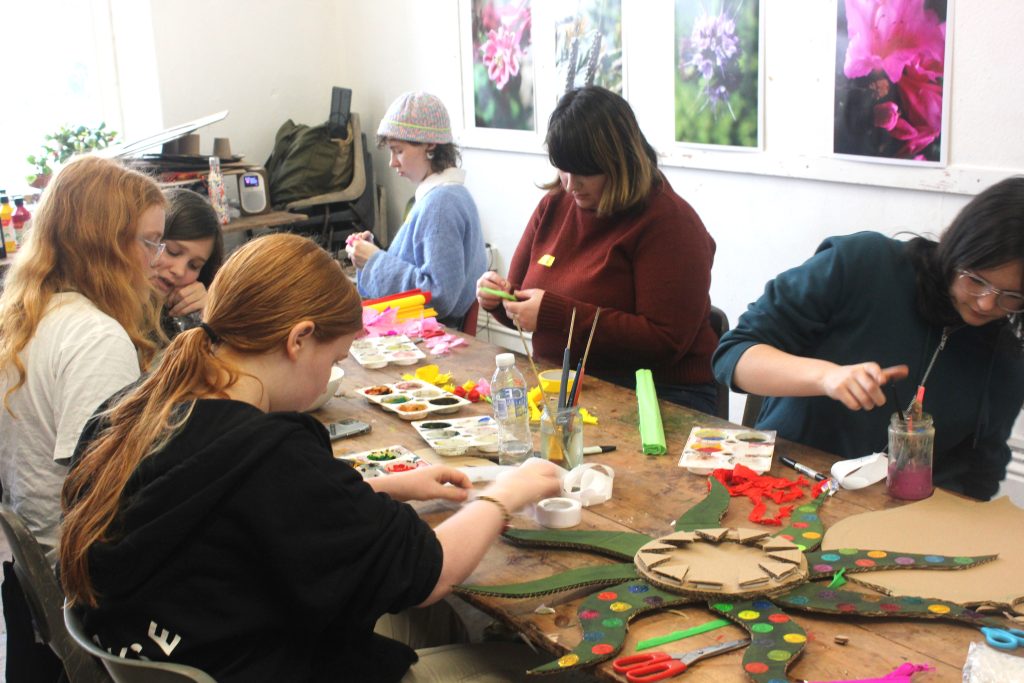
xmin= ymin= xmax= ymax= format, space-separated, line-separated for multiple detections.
xmin=956 ymin=269 xmax=1024 ymax=313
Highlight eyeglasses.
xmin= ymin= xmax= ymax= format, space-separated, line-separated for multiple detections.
xmin=139 ymin=237 xmax=166 ymax=264
xmin=956 ymin=269 xmax=1024 ymax=313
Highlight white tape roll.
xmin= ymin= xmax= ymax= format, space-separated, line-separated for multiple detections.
xmin=535 ymin=497 xmax=582 ymax=529
xmin=561 ymin=464 xmax=615 ymax=507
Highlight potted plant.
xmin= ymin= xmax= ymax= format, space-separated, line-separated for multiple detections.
xmin=26 ymin=123 xmax=119 ymax=188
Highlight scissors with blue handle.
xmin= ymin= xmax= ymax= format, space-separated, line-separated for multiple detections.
xmin=981 ymin=626 xmax=1024 ymax=650
xmin=612 ymin=638 xmax=750 ymax=682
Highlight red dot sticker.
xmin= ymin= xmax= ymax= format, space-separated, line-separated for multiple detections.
xmin=781 ymin=534 xmax=794 ymax=541
xmin=580 ymin=610 xmax=600 ymax=620
xmin=745 ymin=662 xmax=770 ymax=674
xmin=597 ymin=592 xmax=618 ymax=601
xmin=768 ymin=613 xmax=791 ymax=623
xmin=838 ymin=603 xmax=857 ymax=612
xmin=792 ymin=522 xmax=809 ymax=528
xmin=854 ymin=558 xmax=876 ymax=567
xmin=881 ymin=603 xmax=901 ymax=612
xmin=591 ymin=643 xmax=614 ymax=655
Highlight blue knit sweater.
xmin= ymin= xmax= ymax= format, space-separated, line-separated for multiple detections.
xmin=357 ymin=183 xmax=486 ymax=323
xmin=713 ymin=231 xmax=1024 ymax=500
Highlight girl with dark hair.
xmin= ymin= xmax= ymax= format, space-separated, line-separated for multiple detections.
xmin=154 ymin=188 xmax=224 ymax=335
xmin=60 ymin=233 xmax=562 ymax=682
xmin=347 ymin=91 xmax=487 ymax=329
xmin=714 ymin=176 xmax=1024 ymax=500
xmin=477 ymin=86 xmax=718 ymax=412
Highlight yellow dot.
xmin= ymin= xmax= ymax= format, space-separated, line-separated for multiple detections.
xmin=867 ymin=550 xmax=887 ymax=558
xmin=783 ymin=633 xmax=807 ymax=644
xmin=609 ymin=602 xmax=632 ymax=612
xmin=928 ymin=604 xmax=951 ymax=614
xmin=802 ymin=531 xmax=822 ymax=539
xmin=558 ymin=654 xmax=580 ymax=667
xmin=737 ymin=610 xmax=761 ymax=620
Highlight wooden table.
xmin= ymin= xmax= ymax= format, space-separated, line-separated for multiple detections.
xmin=316 ymin=335 xmax=982 ymax=682
xmin=220 ymin=210 xmax=308 ymax=237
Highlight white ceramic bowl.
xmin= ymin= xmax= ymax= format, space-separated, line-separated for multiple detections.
xmin=306 ymin=366 xmax=345 ymax=411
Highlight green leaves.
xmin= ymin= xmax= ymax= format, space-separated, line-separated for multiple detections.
xmin=26 ymin=123 xmax=119 ymax=183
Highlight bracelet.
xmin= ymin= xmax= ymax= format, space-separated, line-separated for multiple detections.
xmin=475 ymin=495 xmax=511 ymax=533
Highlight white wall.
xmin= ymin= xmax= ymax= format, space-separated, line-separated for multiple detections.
xmin=144 ymin=0 xmax=1024 ymax=497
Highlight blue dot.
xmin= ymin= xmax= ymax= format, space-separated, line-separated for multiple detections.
xmin=629 ymin=584 xmax=650 ymax=593
xmin=768 ymin=679 xmax=789 ymax=683
xmin=924 ymin=555 xmax=945 ymax=563
xmin=583 ymin=631 xmax=605 ymax=641
xmin=902 ymin=596 xmax=923 ymax=605
xmin=801 ymin=513 xmax=819 ymax=522
xmin=787 ymin=595 xmax=810 ymax=605
xmin=752 ymin=599 xmax=773 ymax=609
xmin=821 ymin=553 xmax=841 ymax=561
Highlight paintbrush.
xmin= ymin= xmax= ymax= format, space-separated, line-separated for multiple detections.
xmin=569 ymin=308 xmax=601 ymax=406
xmin=558 ymin=308 xmax=577 ymax=409
xmin=511 ymin=316 xmax=549 ymax=408
xmin=887 ymin=381 xmax=905 ymax=421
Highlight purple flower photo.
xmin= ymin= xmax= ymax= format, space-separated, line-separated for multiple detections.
xmin=675 ymin=0 xmax=761 ymax=147
xmin=834 ymin=0 xmax=949 ymax=163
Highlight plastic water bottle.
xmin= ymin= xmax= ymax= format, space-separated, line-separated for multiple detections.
xmin=492 ymin=353 xmax=532 ymax=466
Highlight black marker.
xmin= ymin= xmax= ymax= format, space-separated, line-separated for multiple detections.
xmin=780 ymin=456 xmax=827 ymax=481
xmin=582 ymin=445 xmax=617 ymax=455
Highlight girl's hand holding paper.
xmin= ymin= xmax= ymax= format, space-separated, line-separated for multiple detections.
xmin=476 ymin=271 xmax=515 ymax=310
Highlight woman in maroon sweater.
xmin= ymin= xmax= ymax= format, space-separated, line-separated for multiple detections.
xmin=477 ymin=86 xmax=718 ymax=412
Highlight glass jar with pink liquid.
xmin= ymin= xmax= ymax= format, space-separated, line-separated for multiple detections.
xmin=887 ymin=413 xmax=934 ymax=500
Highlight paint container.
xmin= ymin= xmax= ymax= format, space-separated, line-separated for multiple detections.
xmin=540 ymin=397 xmax=583 ymax=471
xmin=887 ymin=412 xmax=934 ymax=500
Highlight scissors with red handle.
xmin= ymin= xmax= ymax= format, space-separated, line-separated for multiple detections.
xmin=612 ymin=638 xmax=750 ymax=682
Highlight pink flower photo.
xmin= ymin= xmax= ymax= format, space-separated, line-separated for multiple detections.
xmin=834 ymin=0 xmax=949 ymax=163
xmin=471 ymin=0 xmax=535 ymax=131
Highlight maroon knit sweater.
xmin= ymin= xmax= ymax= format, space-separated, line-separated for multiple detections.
xmin=493 ymin=179 xmax=717 ymax=387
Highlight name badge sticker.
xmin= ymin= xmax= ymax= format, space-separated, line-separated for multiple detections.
xmin=538 ymin=254 xmax=555 ymax=267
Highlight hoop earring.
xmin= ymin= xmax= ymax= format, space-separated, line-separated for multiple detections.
xmin=426 ymin=151 xmax=435 ymax=160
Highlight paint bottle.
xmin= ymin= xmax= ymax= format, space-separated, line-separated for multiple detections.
xmin=11 ymin=197 xmax=30 ymax=247
xmin=207 ymin=157 xmax=229 ymax=225
xmin=492 ymin=353 xmax=532 ymax=466
xmin=1 ymin=195 xmax=15 ymax=254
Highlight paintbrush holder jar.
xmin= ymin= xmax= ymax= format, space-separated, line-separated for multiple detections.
xmin=540 ymin=397 xmax=583 ymax=471
xmin=887 ymin=412 xmax=934 ymax=500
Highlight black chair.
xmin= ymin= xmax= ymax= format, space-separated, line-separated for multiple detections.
xmin=64 ymin=605 xmax=217 ymax=683
xmin=284 ymin=112 xmax=378 ymax=252
xmin=0 ymin=504 xmax=109 ymax=683
xmin=742 ymin=393 xmax=765 ymax=428
xmin=708 ymin=306 xmax=731 ymax=421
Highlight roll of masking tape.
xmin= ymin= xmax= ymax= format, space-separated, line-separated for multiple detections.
xmin=561 ymin=464 xmax=614 ymax=507
xmin=536 ymin=497 xmax=582 ymax=529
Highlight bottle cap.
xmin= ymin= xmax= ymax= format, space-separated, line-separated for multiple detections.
xmin=495 ymin=352 xmax=515 ymax=368
xmin=13 ymin=197 xmax=23 ymax=207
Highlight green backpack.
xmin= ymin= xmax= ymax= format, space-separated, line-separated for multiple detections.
xmin=265 ymin=119 xmax=354 ymax=209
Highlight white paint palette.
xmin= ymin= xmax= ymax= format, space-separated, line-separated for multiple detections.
xmin=678 ymin=427 xmax=777 ymax=474
xmin=411 ymin=415 xmax=501 ymax=457
xmin=355 ymin=380 xmax=471 ymax=420
xmin=335 ymin=444 xmax=430 ymax=479
xmin=349 ymin=335 xmax=426 ymax=368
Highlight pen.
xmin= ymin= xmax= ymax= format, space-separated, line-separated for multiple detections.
xmin=582 ymin=445 xmax=616 ymax=455
xmin=780 ymin=456 xmax=827 ymax=481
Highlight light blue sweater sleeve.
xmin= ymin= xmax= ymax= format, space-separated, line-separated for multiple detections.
xmin=358 ymin=185 xmax=487 ymax=320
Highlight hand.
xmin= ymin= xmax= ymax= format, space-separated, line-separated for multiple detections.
xmin=346 ymin=237 xmax=380 ymax=269
xmin=167 ymin=282 xmax=208 ymax=317
xmin=820 ymin=363 xmax=909 ymax=411
xmin=476 ymin=271 xmax=512 ymax=311
xmin=387 ymin=465 xmax=473 ymax=503
xmin=482 ymin=458 xmax=562 ymax=511
xmin=503 ymin=288 xmax=545 ymax=332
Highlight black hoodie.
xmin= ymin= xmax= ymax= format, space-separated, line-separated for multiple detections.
xmin=72 ymin=399 xmax=442 ymax=682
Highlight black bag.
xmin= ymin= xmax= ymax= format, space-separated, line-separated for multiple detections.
xmin=265 ymin=119 xmax=355 ymax=209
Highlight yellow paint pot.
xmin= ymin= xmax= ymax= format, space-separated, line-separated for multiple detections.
xmin=539 ymin=369 xmax=577 ymax=397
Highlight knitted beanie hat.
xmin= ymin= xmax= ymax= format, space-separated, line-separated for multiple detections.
xmin=377 ymin=91 xmax=453 ymax=145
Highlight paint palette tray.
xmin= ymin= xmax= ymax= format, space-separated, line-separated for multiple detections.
xmin=335 ymin=444 xmax=430 ymax=479
xmin=677 ymin=427 xmax=777 ymax=474
xmin=349 ymin=335 xmax=426 ymax=368
xmin=355 ymin=380 xmax=471 ymax=420
xmin=410 ymin=415 xmax=500 ymax=457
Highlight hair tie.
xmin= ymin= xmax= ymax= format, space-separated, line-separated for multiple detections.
xmin=199 ymin=322 xmax=220 ymax=344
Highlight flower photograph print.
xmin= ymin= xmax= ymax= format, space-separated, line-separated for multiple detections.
xmin=553 ymin=0 xmax=623 ymax=101
xmin=675 ymin=0 xmax=761 ymax=148
xmin=471 ymin=0 xmax=535 ymax=131
xmin=834 ymin=0 xmax=949 ymax=164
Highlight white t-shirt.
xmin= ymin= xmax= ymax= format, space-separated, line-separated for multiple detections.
xmin=0 ymin=292 xmax=140 ymax=563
